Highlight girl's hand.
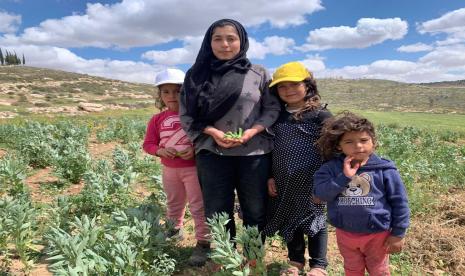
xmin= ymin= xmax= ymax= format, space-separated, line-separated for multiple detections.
xmin=384 ymin=235 xmax=405 ymax=253
xmin=178 ymin=147 xmax=194 ymax=160
xmin=267 ymin=178 xmax=278 ymax=197
xmin=156 ymin=147 xmax=177 ymax=159
xmin=312 ymin=196 xmax=325 ymax=204
xmin=343 ymin=156 xmax=360 ymax=178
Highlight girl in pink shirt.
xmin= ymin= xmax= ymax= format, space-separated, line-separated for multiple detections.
xmin=143 ymin=68 xmax=210 ymax=267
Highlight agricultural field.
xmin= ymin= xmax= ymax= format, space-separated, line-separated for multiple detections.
xmin=0 ymin=113 xmax=463 ymax=276
xmin=0 ymin=67 xmax=464 ymax=275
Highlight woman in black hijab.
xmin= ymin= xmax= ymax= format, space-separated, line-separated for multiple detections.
xmin=180 ymin=18 xmax=280 ymax=247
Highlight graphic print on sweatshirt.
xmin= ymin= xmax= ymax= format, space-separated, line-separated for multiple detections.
xmin=159 ymin=115 xmax=191 ymax=152
xmin=338 ymin=173 xmax=374 ymax=206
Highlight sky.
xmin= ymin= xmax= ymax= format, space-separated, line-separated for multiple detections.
xmin=0 ymin=0 xmax=464 ymax=84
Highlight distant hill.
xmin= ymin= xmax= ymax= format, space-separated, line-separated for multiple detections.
xmin=0 ymin=66 xmax=155 ymax=117
xmin=419 ymin=79 xmax=465 ymax=88
xmin=318 ymin=78 xmax=465 ymax=114
xmin=0 ymin=66 xmax=464 ymax=118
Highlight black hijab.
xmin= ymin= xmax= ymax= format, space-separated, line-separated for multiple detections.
xmin=181 ymin=19 xmax=251 ymax=131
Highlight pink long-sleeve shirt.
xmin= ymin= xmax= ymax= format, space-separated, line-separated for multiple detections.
xmin=143 ymin=110 xmax=195 ymax=168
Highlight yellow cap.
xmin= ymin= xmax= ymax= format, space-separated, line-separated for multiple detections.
xmin=269 ymin=62 xmax=311 ymax=87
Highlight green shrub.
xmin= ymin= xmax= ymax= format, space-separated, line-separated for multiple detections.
xmin=52 ymin=138 xmax=91 ymax=184
xmin=45 ymin=205 xmax=175 ymax=275
xmin=0 ymin=154 xmax=28 ymax=196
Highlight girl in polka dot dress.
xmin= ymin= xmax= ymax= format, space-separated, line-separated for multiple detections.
xmin=263 ymin=62 xmax=332 ymax=276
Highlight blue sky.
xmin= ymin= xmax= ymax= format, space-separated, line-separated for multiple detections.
xmin=0 ymin=0 xmax=464 ymax=83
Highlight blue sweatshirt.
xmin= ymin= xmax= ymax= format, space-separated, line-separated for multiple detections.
xmin=313 ymin=154 xmax=410 ymax=237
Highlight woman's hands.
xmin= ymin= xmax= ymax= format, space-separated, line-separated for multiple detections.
xmin=239 ymin=128 xmax=259 ymax=144
xmin=204 ymin=126 xmax=241 ymax=148
xmin=204 ymin=125 xmax=264 ymax=148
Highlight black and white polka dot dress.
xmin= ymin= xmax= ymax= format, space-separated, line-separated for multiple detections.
xmin=264 ymin=108 xmax=332 ymax=242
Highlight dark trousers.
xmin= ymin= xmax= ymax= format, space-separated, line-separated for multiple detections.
xmin=287 ymin=226 xmax=328 ymax=269
xmin=195 ymin=150 xmax=270 ymax=239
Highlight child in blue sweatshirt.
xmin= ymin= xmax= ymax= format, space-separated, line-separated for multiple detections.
xmin=313 ymin=111 xmax=409 ymax=276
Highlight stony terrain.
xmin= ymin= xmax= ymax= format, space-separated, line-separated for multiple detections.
xmin=0 ymin=66 xmax=155 ymax=118
xmin=1 ymin=66 xmax=465 ymax=119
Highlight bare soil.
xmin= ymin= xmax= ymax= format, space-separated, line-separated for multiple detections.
xmin=88 ymin=141 xmax=119 ymax=159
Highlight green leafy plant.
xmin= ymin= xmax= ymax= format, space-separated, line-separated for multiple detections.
xmin=113 ymin=146 xmax=138 ymax=186
xmin=13 ymin=121 xmax=57 ymax=168
xmin=0 ymin=196 xmax=37 ymax=273
xmin=71 ymin=162 xmax=135 ymax=218
xmin=96 ymin=118 xmax=146 ymax=144
xmin=45 ymin=204 xmax=175 ymax=275
xmin=53 ymin=138 xmax=91 ymax=184
xmin=236 ymin=226 xmax=266 ymax=275
xmin=208 ymin=212 xmax=248 ymax=275
xmin=208 ymin=212 xmax=267 ymax=275
xmin=0 ymin=153 xmax=28 ymax=196
xmin=45 ymin=215 xmax=106 ymax=275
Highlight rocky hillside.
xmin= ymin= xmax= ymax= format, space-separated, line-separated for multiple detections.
xmin=1 ymin=66 xmax=464 ymax=119
xmin=318 ymin=78 xmax=465 ymax=114
xmin=0 ymin=66 xmax=155 ymax=118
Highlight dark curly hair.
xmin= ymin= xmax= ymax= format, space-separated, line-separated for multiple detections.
xmin=317 ymin=111 xmax=377 ymax=160
xmin=270 ymin=73 xmax=321 ymax=120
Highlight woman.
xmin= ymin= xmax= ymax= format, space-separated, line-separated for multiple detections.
xmin=180 ymin=18 xmax=280 ymax=241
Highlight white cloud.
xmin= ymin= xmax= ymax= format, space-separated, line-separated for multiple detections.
xmin=418 ymin=8 xmax=465 ymax=34
xmin=267 ymin=55 xmax=326 ymax=77
xmin=298 ymin=18 xmax=408 ymax=51
xmin=436 ymin=36 xmax=465 ymax=46
xmin=14 ymin=0 xmax=322 ymax=48
xmin=397 ymin=42 xmax=433 ymax=52
xmin=318 ymin=58 xmax=464 ymax=83
xmin=0 ymin=10 xmax=21 ymax=33
xmin=417 ymin=8 xmax=465 ymax=46
xmin=248 ymin=36 xmax=295 ymax=59
xmin=300 ymin=54 xmax=326 ymax=74
xmin=142 ymin=36 xmax=203 ymax=65
xmin=419 ymin=45 xmax=465 ymax=68
xmin=0 ymin=44 xmax=163 ymax=83
xmin=369 ymin=60 xmax=418 ymax=74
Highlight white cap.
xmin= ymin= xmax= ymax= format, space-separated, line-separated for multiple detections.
xmin=154 ymin=68 xmax=185 ymax=87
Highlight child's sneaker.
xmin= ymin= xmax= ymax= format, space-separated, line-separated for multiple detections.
xmin=188 ymin=241 xmax=210 ymax=267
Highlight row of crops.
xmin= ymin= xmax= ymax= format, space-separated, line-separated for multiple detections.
xmin=0 ymin=117 xmax=464 ymax=275
xmin=0 ymin=118 xmax=178 ymax=275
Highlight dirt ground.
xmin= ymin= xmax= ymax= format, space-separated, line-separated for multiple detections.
xmin=405 ymin=191 xmax=465 ymax=274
